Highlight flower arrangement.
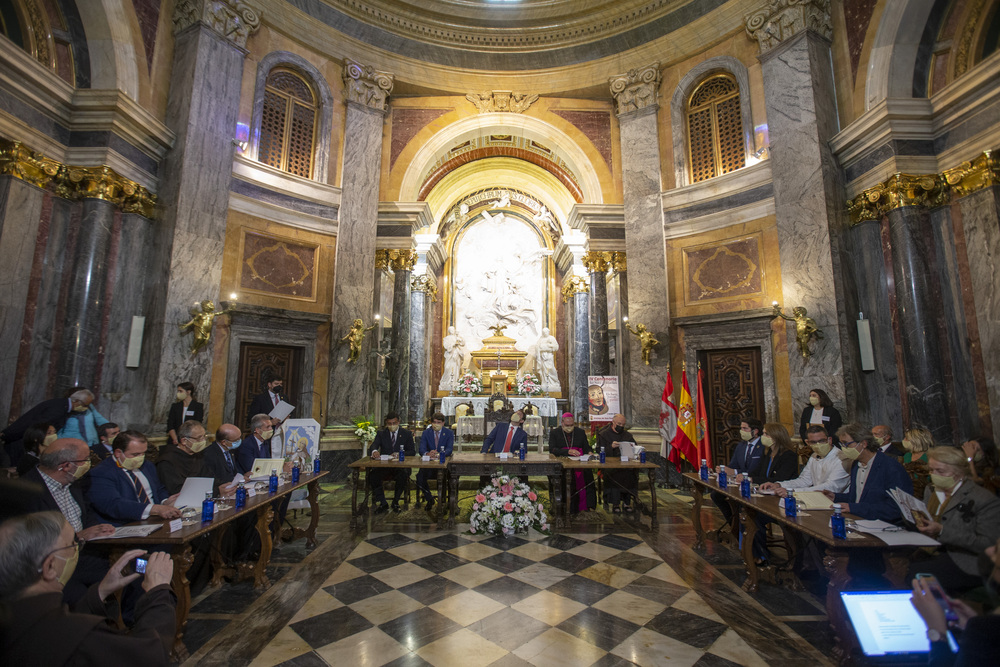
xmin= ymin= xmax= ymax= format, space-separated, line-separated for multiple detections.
xmin=516 ymin=372 xmax=542 ymax=396
xmin=456 ymin=371 xmax=482 ymax=396
xmin=351 ymin=415 xmax=378 ymax=445
xmin=470 ymin=472 xmax=549 ymax=537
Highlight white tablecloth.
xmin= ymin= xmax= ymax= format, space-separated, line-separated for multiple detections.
xmin=441 ymin=396 xmax=558 ymax=417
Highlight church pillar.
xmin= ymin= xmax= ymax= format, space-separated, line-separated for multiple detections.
xmin=409 ymin=273 xmax=437 ymax=424
xmin=381 ymin=250 xmax=415 ymax=420
xmin=327 ymin=61 xmax=393 ymax=424
xmin=608 ymin=253 xmax=631 ymax=413
xmin=610 ymin=64 xmax=669 ymax=426
xmin=563 ymin=276 xmax=590 ymax=419
xmin=748 ymin=0 xmax=848 ymax=410
xmin=583 ymin=251 xmax=611 ymax=375
xmin=143 ymin=1 xmax=261 ymax=429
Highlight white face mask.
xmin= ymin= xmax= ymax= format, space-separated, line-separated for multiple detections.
xmin=388 ymin=424 xmax=399 ymax=432
xmin=838 ymin=445 xmax=861 ymax=461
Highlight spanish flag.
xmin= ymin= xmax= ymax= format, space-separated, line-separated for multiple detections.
xmin=671 ymin=367 xmax=699 ymax=468
xmin=696 ymin=365 xmax=713 ymax=468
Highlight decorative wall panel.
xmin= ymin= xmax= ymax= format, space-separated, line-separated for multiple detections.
xmin=682 ymin=234 xmax=764 ymax=305
xmin=239 ymin=230 xmax=318 ymax=301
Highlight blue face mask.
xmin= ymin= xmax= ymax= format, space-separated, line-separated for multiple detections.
xmin=229 ymin=439 xmax=241 ymax=449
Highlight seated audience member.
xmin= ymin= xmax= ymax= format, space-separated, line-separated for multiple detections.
xmin=911 ymin=537 xmax=1000 ymax=667
xmin=762 ymin=426 xmax=850 ymax=497
xmin=417 ymin=413 xmax=453 ymax=512
xmin=873 ymin=424 xmax=905 ymax=460
xmin=962 ymin=435 xmax=999 ymax=494
xmin=906 ymin=445 xmax=1000 ymax=594
xmin=1 ymin=390 xmax=84 ymax=466
xmin=87 ymin=431 xmax=181 ymax=526
xmin=596 ymin=413 xmax=639 ymax=513
xmin=236 ymin=413 xmax=282 ymax=474
xmin=822 ymin=423 xmax=913 ymax=522
xmin=903 ymin=426 xmax=933 ymax=464
xmin=747 ymin=423 xmax=799 ymax=564
xmin=369 ymin=413 xmax=415 ymax=513
xmin=0 ymin=511 xmax=176 ymax=664
xmin=711 ymin=417 xmax=765 ymax=532
xmin=550 ymin=412 xmax=596 ymax=513
xmin=156 ymin=420 xmax=209 ymax=495
xmin=15 ymin=423 xmax=57 ymax=477
xmin=93 ymin=422 xmax=120 ymax=461
xmin=58 ymin=388 xmax=109 ymax=448
xmin=203 ymin=424 xmax=246 ymax=494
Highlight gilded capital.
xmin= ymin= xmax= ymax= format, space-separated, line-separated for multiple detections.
xmin=411 ymin=273 xmax=438 ymax=301
xmin=0 ymin=139 xmax=60 ymax=188
xmin=581 ymin=251 xmax=612 ymax=274
xmin=847 ymin=173 xmax=947 ymax=226
xmin=609 ymin=63 xmax=661 ymax=116
xmin=466 ymin=91 xmax=539 ymax=114
xmin=942 ymin=151 xmax=999 ymax=198
xmin=745 ymin=0 xmax=832 ymax=54
xmin=610 ymin=251 xmax=627 ymax=274
xmin=561 ymin=275 xmax=589 ymax=303
xmin=375 ymin=248 xmax=417 ymax=273
xmin=173 ymin=0 xmax=261 ymax=48
xmin=343 ymin=59 xmax=394 ymax=112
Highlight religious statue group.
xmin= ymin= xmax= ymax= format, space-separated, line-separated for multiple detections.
xmin=438 ymin=325 xmax=561 ymax=393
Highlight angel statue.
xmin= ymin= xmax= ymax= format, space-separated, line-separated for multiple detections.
xmin=340 ymin=318 xmax=377 ymax=364
xmin=624 ymin=322 xmax=659 ymax=366
xmin=773 ymin=304 xmax=824 ymax=358
xmin=179 ymin=299 xmax=233 ymax=355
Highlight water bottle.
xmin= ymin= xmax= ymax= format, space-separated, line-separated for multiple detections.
xmin=831 ymin=504 xmax=847 ymax=539
xmin=599 ymin=446 xmax=606 ymax=464
xmin=740 ymin=477 xmax=751 ymax=498
xmin=292 ymin=462 xmax=300 ymax=483
xmin=718 ymin=468 xmax=727 ymax=488
xmin=784 ymin=490 xmax=797 ymax=518
xmin=269 ymin=469 xmax=278 ymax=494
xmin=398 ymin=446 xmax=405 ymax=462
xmin=519 ymin=442 xmax=526 ymax=461
xmin=235 ymin=483 xmax=247 ymax=509
xmin=314 ymin=456 xmax=321 ymax=473
xmin=700 ymin=459 xmax=709 ymax=481
xmin=639 ymin=448 xmax=646 ymax=464
xmin=439 ymin=449 xmax=446 ymax=464
xmin=201 ymin=492 xmax=215 ymax=522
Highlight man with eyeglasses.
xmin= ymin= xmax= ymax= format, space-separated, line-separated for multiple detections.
xmin=156 ymin=420 xmax=210 ymax=495
xmin=0 ymin=511 xmax=176 ymax=664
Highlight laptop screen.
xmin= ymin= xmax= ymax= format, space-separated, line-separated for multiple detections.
xmin=840 ymin=591 xmax=958 ymax=657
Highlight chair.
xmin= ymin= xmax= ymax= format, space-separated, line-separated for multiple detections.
xmin=483 ymin=394 xmax=514 ymax=442
xmin=452 ymin=401 xmax=475 ymax=435
xmin=520 ymin=401 xmax=544 ymax=452
xmin=905 ymin=460 xmax=931 ymax=500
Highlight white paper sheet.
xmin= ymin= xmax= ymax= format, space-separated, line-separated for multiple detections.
xmin=173 ymin=477 xmax=215 ymax=510
xmin=88 ymin=524 xmax=163 ymax=540
xmin=269 ymin=400 xmax=295 ymax=421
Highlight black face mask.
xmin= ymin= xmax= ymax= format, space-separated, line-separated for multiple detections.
xmin=272 ymin=385 xmax=282 ymax=393
xmin=612 ymin=423 xmax=622 ymax=432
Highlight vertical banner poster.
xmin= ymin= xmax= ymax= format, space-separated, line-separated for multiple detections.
xmin=587 ymin=376 xmax=620 ymax=422
xmin=282 ymin=419 xmax=322 ymax=467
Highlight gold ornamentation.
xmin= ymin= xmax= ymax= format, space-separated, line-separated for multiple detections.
xmin=609 ymin=63 xmax=661 ymax=115
xmin=411 ymin=273 xmax=438 ymax=302
xmin=953 ymin=0 xmax=987 ymax=77
xmin=173 ymin=0 xmax=262 ymax=47
xmin=180 ymin=300 xmax=233 ymax=355
xmin=610 ymin=252 xmax=627 ymax=274
xmin=745 ymin=0 xmax=832 ymax=54
xmin=343 ymin=59 xmax=394 ymax=111
xmin=0 ymin=139 xmax=60 ymax=188
xmin=773 ymin=303 xmax=823 ymax=358
xmin=488 ymin=323 xmax=507 ymax=337
xmin=581 ymin=251 xmax=612 ymax=274
xmin=23 ymin=0 xmax=53 ymax=69
xmin=340 ymin=318 xmax=377 ymax=363
xmin=561 ymin=275 xmax=588 ymax=302
xmin=465 ymin=91 xmax=539 ymax=114
xmin=375 ymin=248 xmax=417 ymax=273
xmin=847 ymin=173 xmax=947 ymax=225
xmin=624 ymin=322 xmax=659 ymax=366
xmin=942 ymin=151 xmax=999 ymax=198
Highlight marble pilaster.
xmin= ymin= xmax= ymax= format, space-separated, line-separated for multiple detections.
xmin=756 ymin=24 xmax=847 ymax=411
xmin=385 ymin=251 xmax=415 ymax=420
xmin=611 ymin=64 xmax=669 ymax=427
xmin=563 ymin=274 xmax=590 ymax=419
xmin=583 ymin=252 xmax=611 ymax=375
xmin=327 ymin=60 xmax=393 ymax=424
xmin=408 ymin=273 xmax=436 ymax=424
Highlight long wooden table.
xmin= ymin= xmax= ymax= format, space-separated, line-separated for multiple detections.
xmin=685 ymin=472 xmax=912 ymax=664
xmin=88 ymin=470 xmax=327 ymax=661
xmin=561 ymin=458 xmax=659 ymax=531
xmin=447 ymin=453 xmax=564 ymax=529
xmin=348 ymin=457 xmax=449 ymax=529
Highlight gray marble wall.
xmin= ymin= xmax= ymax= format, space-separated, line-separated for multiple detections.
xmin=619 ymin=106 xmax=670 ymax=427
xmin=572 ymin=290 xmax=591 ymax=420
xmin=327 ymin=102 xmax=385 ymax=424
xmin=760 ymin=31 xmax=847 ymax=414
xmin=957 ymin=186 xmax=1000 ymax=441
xmin=0 ymin=177 xmax=44 ymax=419
xmin=589 ymin=270 xmax=610 ymax=375
xmin=387 ymin=268 xmax=410 ymax=419
xmin=407 ymin=288 xmax=429 ymax=424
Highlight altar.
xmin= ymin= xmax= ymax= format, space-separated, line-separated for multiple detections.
xmin=441 ymin=395 xmax=559 ymax=417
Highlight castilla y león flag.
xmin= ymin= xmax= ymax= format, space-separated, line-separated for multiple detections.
xmin=671 ymin=368 xmax=699 ymax=469
xmin=659 ymin=370 xmax=678 ymax=463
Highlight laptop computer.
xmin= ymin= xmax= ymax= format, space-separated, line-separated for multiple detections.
xmin=840 ymin=590 xmax=958 ymax=664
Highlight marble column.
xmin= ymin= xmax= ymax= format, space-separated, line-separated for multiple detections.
xmin=383 ymin=250 xmax=415 ymax=419
xmin=142 ymin=1 xmax=261 ymax=430
xmin=327 ymin=60 xmax=393 ymax=424
xmin=749 ymin=1 xmax=848 ymax=410
xmin=609 ymin=254 xmax=631 ymax=412
xmin=408 ymin=273 xmax=436 ymax=424
xmin=54 ymin=197 xmax=115 ymax=391
xmin=563 ymin=275 xmax=590 ymax=419
xmin=584 ymin=252 xmax=611 ymax=375
xmin=610 ymin=64 xmax=670 ymax=427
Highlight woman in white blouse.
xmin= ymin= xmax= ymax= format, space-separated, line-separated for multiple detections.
xmin=797 ymin=388 xmax=842 ymax=442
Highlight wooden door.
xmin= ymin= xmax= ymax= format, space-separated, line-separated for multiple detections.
xmin=698 ymin=347 xmax=765 ymax=466
xmin=235 ymin=343 xmax=303 ymax=431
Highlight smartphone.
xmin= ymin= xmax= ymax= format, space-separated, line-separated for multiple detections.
xmin=124 ymin=557 xmax=148 ymax=576
xmin=916 ymin=573 xmax=959 ymax=626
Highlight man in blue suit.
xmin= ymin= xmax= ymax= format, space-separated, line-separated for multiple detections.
xmin=711 ymin=417 xmax=765 ymax=532
xmin=823 ymin=423 xmax=913 ymax=523
xmin=417 ymin=412 xmax=454 ymax=511
xmin=87 ymin=430 xmax=181 ymax=526
xmin=236 ymin=413 xmax=280 ymax=473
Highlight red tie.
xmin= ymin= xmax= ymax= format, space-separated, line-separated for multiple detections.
xmin=273 ymin=393 xmax=278 ymax=407
xmin=502 ymin=427 xmax=515 ymax=453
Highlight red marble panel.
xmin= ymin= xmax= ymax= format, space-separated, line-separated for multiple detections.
xmin=844 ymin=0 xmax=878 ymax=80
xmin=240 ymin=231 xmax=317 ymax=300
xmin=390 ymin=108 xmax=449 ymax=169
xmin=683 ymin=236 xmax=763 ymax=304
xmin=551 ymin=110 xmax=613 ymax=172
xmin=131 ymin=0 xmax=160 ymax=72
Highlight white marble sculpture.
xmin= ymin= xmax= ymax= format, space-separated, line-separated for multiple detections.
xmin=535 ymin=327 xmax=561 ymax=391
xmin=491 ymin=191 xmax=511 ymax=209
xmin=439 ymin=326 xmax=467 ymax=391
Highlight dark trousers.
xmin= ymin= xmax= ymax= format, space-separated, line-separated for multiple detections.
xmin=416 ymin=469 xmax=437 ymax=503
xmin=711 ymin=491 xmax=737 ymax=525
xmin=370 ymin=469 xmax=408 ymax=505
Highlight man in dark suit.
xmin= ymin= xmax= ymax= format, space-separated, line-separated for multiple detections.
xmin=417 ymin=412 xmax=454 ymax=511
xmin=19 ymin=438 xmax=115 ymax=605
xmin=236 ymin=413 xmax=282 ymax=473
xmin=480 ymin=410 xmax=529 ymax=487
xmin=368 ymin=412 xmax=415 ymax=513
xmin=156 ymin=420 xmax=209 ymax=495
xmin=823 ymin=423 xmax=913 ymax=523
xmin=711 ymin=417 xmax=765 ymax=531
xmin=93 ymin=422 xmax=120 ymax=461
xmin=872 ymin=424 xmax=905 ymax=461
xmin=203 ymin=424 xmax=246 ymax=494
xmin=1 ymin=390 xmax=89 ymax=465
xmin=246 ymin=375 xmax=289 ymax=428
xmin=86 ymin=430 xmax=181 ymax=526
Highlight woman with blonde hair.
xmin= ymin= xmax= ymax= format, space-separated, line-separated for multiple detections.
xmin=748 ymin=422 xmax=800 ymax=565
xmin=902 ymin=427 xmax=933 ymax=464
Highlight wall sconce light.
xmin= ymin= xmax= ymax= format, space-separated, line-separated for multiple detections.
xmin=234 ymin=122 xmax=250 ymax=151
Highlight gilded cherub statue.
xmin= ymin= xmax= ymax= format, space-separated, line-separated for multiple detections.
xmin=179 ymin=300 xmax=232 ymax=355
xmin=625 ymin=322 xmax=659 ymax=365
xmin=340 ymin=318 xmax=377 ymax=364
xmin=773 ymin=304 xmax=823 ymax=358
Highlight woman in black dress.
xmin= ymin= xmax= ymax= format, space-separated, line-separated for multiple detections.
xmin=167 ymin=381 xmax=204 ymax=446
xmin=750 ymin=422 xmax=799 ymax=564
xmin=549 ymin=413 xmax=596 ymax=512
xmin=16 ymin=423 xmax=56 ymax=476
xmin=797 ymin=388 xmax=842 ymax=441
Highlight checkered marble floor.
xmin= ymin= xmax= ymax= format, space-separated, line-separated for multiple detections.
xmin=248 ymin=528 xmax=768 ymax=667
